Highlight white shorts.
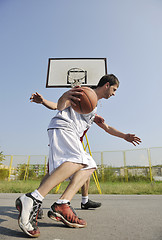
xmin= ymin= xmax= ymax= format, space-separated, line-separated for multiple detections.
xmin=48 ymin=128 xmax=97 ymax=175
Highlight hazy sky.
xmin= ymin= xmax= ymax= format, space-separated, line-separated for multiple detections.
xmin=0 ymin=0 xmax=162 ymax=156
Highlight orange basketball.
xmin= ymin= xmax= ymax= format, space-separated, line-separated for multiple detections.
xmin=72 ymin=87 xmax=98 ymax=114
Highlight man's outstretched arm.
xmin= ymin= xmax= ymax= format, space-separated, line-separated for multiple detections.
xmin=94 ymin=115 xmax=141 ymax=146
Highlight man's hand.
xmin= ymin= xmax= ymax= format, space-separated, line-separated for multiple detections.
xmin=94 ymin=114 xmax=105 ymax=124
xmin=30 ymin=92 xmax=44 ymax=104
xmin=57 ymin=86 xmax=83 ymax=111
xmin=63 ymin=86 xmax=83 ymax=106
xmin=124 ymin=134 xmax=141 ymax=146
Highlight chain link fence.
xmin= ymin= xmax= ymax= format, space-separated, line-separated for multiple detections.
xmin=1 ymin=147 xmax=162 ymax=182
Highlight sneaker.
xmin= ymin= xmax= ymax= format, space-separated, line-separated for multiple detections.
xmin=37 ymin=208 xmax=44 ymax=219
xmin=81 ymin=199 xmax=101 ymax=209
xmin=48 ymin=202 xmax=87 ymax=228
xmin=15 ymin=193 xmax=42 ymax=238
xmin=17 ymin=203 xmax=44 ymax=220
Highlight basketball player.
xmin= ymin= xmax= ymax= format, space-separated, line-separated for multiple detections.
xmin=16 ymin=74 xmax=141 ymax=237
xmin=29 ymin=91 xmax=102 ymax=218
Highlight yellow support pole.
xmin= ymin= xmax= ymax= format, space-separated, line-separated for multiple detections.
xmin=147 ymin=148 xmax=153 ymax=182
xmin=24 ymin=156 xmax=30 ymax=180
xmin=8 ymin=155 xmax=13 ymax=181
xmin=85 ymin=134 xmax=92 ymax=155
xmin=82 ymin=141 xmax=86 ymax=151
xmin=84 ymin=133 xmax=102 ymax=194
xmin=55 ymin=183 xmax=61 ymax=193
xmin=93 ymin=171 xmax=102 ymax=194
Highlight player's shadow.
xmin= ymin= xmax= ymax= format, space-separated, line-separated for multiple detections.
xmin=0 ymin=206 xmax=26 ymax=238
xmin=38 ymin=221 xmax=70 ymax=229
xmin=0 ymin=226 xmax=25 ymax=238
xmin=0 ymin=206 xmax=18 ymax=223
xmin=74 ymin=207 xmax=95 ymax=211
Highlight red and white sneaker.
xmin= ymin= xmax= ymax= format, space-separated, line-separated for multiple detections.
xmin=15 ymin=193 xmax=42 ymax=238
xmin=48 ymin=202 xmax=87 ymax=228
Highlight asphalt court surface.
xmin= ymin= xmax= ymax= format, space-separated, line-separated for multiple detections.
xmin=0 ymin=193 xmax=162 ymax=240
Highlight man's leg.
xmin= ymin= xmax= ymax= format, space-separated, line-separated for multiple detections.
xmin=81 ymin=177 xmax=101 ymax=209
xmin=36 ymin=173 xmax=49 ymax=219
xmin=15 ymin=162 xmax=86 ymax=237
xmin=39 ymin=173 xmax=49 ymax=187
xmin=59 ymin=168 xmax=95 ymax=201
xmin=47 ymin=167 xmax=95 ymax=228
xmin=37 ymin=162 xmax=84 ymax=197
xmin=81 ymin=177 xmax=90 ymax=196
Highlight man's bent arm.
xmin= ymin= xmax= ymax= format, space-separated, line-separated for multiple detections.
xmin=42 ymin=99 xmax=57 ymax=110
xmin=30 ymin=92 xmax=57 ymax=110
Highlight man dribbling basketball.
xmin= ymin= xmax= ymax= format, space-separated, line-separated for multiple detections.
xmin=29 ymin=90 xmax=102 ymax=216
xmin=16 ymin=74 xmax=141 ymax=237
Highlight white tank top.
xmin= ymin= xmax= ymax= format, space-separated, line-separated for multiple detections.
xmin=48 ymin=106 xmax=97 ymax=137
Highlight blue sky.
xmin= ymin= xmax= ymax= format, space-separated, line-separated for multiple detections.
xmin=0 ymin=0 xmax=162 ymax=156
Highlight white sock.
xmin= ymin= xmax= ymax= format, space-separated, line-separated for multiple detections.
xmin=31 ymin=190 xmax=44 ymax=202
xmin=56 ymin=199 xmax=69 ymax=204
xmin=82 ymin=196 xmax=88 ymax=204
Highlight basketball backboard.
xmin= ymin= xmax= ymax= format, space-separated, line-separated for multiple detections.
xmin=46 ymin=58 xmax=107 ymax=88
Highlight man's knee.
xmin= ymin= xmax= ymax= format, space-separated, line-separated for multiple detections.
xmin=89 ymin=168 xmax=95 ymax=174
xmin=85 ymin=168 xmax=95 ymax=178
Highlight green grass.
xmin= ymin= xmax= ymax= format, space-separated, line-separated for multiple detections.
xmin=1 ymin=180 xmax=162 ymax=194
xmin=99 ymin=182 xmax=162 ymax=194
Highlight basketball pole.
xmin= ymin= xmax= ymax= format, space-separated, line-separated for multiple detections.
xmin=83 ymin=133 xmax=102 ymax=194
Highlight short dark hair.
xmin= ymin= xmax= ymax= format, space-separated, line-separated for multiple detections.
xmin=96 ymin=74 xmax=119 ymax=88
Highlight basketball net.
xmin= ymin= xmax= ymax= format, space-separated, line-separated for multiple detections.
xmin=67 ymin=68 xmax=87 ymax=87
